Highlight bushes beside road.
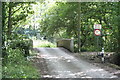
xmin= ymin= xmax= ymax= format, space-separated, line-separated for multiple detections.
xmin=2 ymin=48 xmax=40 ymax=78
xmin=2 ymin=39 xmax=40 ymax=78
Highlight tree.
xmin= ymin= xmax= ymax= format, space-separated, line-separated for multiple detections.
xmin=117 ymin=2 xmax=120 ymax=52
xmin=2 ymin=2 xmax=34 ymax=59
xmin=39 ymin=2 xmax=119 ymax=52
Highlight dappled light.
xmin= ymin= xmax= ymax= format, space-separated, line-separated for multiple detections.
xmin=1 ymin=0 xmax=120 ymax=79
xmin=33 ymin=40 xmax=56 ymax=48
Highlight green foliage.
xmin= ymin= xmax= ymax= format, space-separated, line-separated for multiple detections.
xmin=40 ymin=2 xmax=119 ymax=52
xmin=3 ymin=64 xmax=39 ymax=78
xmin=2 ymin=48 xmax=39 ymax=78
xmin=6 ymin=48 xmax=25 ymax=64
xmin=8 ymin=39 xmax=33 ymax=49
xmin=2 ymin=2 xmax=38 ymax=78
xmin=7 ymin=39 xmax=33 ymax=57
xmin=33 ymin=40 xmax=56 ymax=48
xmin=2 ymin=2 xmax=35 ymax=58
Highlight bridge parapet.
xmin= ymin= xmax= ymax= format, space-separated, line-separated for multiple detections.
xmin=56 ymin=39 xmax=74 ymax=52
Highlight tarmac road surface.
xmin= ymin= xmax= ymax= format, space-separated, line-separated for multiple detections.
xmin=35 ymin=48 xmax=118 ymax=78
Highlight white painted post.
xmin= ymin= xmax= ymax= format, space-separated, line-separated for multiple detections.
xmin=101 ymin=47 xmax=105 ymax=63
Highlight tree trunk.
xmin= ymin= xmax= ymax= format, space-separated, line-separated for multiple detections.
xmin=117 ymin=2 xmax=120 ymax=52
xmin=0 ymin=2 xmax=2 ymax=56
xmin=1 ymin=2 xmax=7 ymax=64
xmin=7 ymin=2 xmax=12 ymax=39
xmin=78 ymin=2 xmax=81 ymax=52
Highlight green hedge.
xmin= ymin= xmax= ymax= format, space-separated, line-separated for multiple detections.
xmin=8 ymin=39 xmax=33 ymax=57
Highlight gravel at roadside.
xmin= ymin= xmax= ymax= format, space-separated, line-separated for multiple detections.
xmin=73 ymin=53 xmax=120 ymax=77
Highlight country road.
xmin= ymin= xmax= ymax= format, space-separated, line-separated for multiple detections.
xmin=33 ymin=48 xmax=118 ymax=78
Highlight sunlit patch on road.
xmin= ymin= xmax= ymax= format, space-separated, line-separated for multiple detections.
xmin=86 ymin=69 xmax=104 ymax=72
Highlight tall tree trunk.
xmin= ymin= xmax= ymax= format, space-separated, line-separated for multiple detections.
xmin=7 ymin=2 xmax=12 ymax=39
xmin=2 ymin=2 xmax=5 ymax=50
xmin=1 ymin=2 xmax=7 ymax=64
xmin=0 ymin=2 xmax=2 ymax=56
xmin=78 ymin=2 xmax=81 ymax=52
xmin=117 ymin=2 xmax=120 ymax=52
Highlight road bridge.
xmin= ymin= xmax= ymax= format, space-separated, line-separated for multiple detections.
xmin=32 ymin=47 xmax=118 ymax=78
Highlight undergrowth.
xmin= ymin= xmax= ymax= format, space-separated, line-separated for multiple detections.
xmin=33 ymin=40 xmax=56 ymax=48
xmin=2 ymin=48 xmax=40 ymax=78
